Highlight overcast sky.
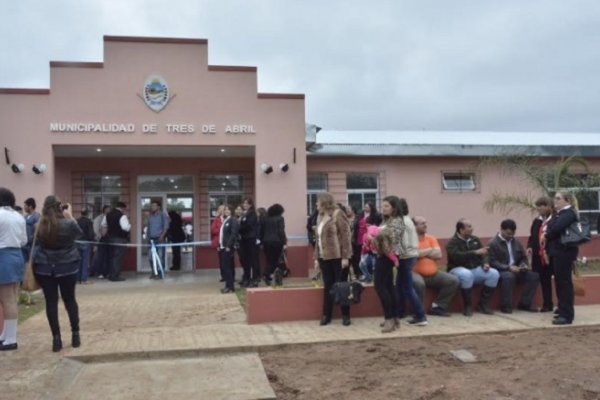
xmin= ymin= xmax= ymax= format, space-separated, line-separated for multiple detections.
xmin=2 ymin=1 xmax=600 ymax=132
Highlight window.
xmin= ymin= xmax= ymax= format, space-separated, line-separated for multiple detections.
xmin=307 ymin=173 xmax=328 ymax=216
xmin=138 ymin=176 xmax=193 ymax=192
xmin=442 ymin=172 xmax=476 ymax=192
xmin=83 ymin=175 xmax=124 ymax=219
xmin=573 ymin=188 xmax=600 ymax=233
xmin=208 ymin=175 xmax=244 ymax=231
xmin=347 ymin=173 xmax=378 ymax=209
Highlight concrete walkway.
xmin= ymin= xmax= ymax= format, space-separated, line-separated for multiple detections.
xmin=3 ymin=270 xmax=600 ymax=399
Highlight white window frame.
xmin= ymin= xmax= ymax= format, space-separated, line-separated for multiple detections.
xmin=442 ymin=172 xmax=477 ymax=192
xmin=346 ymin=173 xmax=379 ymax=209
xmin=307 ymin=173 xmax=328 ymax=216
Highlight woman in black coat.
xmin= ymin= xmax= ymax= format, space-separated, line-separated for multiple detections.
xmin=34 ymin=196 xmax=83 ymax=352
xmin=543 ymin=191 xmax=579 ymax=325
xmin=261 ymin=204 xmax=287 ymax=285
xmin=526 ymin=196 xmax=554 ymax=312
xmin=239 ymin=198 xmax=260 ymax=287
xmin=167 ymin=210 xmax=186 ymax=270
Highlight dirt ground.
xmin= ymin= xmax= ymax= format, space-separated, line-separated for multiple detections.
xmin=261 ymin=325 xmax=600 ymax=400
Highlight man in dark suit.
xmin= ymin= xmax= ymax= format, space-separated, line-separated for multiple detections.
xmin=218 ymin=205 xmax=240 ymax=293
xmin=488 ymin=219 xmax=539 ymax=313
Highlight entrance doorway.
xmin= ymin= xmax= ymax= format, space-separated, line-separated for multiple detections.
xmin=138 ymin=176 xmax=194 ymax=272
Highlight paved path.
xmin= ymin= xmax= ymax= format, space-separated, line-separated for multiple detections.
xmin=3 ymin=270 xmax=599 ymax=399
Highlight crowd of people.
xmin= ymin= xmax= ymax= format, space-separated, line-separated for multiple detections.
xmin=210 ymin=198 xmax=288 ymax=293
xmin=309 ymin=191 xmax=585 ymax=332
xmin=0 ymin=186 xmax=588 ymax=352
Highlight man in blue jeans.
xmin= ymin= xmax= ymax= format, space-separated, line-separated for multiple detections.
xmin=76 ymin=209 xmax=95 ymax=283
xmin=446 ymin=218 xmax=499 ymax=316
xmin=147 ymin=200 xmax=169 ymax=279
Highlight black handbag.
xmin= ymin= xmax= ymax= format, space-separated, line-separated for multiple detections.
xmin=330 ymin=280 xmax=364 ymax=306
xmin=560 ymin=220 xmax=591 ymax=246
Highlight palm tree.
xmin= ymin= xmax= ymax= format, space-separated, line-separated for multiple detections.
xmin=478 ymin=155 xmax=599 ymax=215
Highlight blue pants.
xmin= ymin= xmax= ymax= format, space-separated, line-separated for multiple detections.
xmin=149 ymin=238 xmax=166 ymax=274
xmin=77 ymin=243 xmax=91 ymax=282
xmin=449 ymin=266 xmax=500 ymax=289
xmin=359 ymin=253 xmax=376 ymax=281
xmin=395 ymin=257 xmax=425 ymax=319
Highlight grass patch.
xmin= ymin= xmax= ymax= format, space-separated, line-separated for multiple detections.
xmin=18 ymin=291 xmax=45 ymax=323
xmin=235 ymin=287 xmax=247 ymax=309
xmin=577 ymin=258 xmax=600 ymax=275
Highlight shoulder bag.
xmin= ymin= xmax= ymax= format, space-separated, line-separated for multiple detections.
xmin=331 ymin=276 xmax=364 ymax=306
xmin=22 ymin=225 xmax=40 ymax=292
xmin=560 ymin=220 xmax=591 ymax=246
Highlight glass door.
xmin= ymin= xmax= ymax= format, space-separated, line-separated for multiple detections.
xmin=138 ymin=175 xmax=194 ymax=272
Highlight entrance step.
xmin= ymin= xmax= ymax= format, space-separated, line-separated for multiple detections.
xmin=47 ymin=352 xmax=276 ymax=400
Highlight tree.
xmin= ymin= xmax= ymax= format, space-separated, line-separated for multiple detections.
xmin=478 ymin=155 xmax=600 ymax=215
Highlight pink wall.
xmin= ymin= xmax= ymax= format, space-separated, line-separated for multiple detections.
xmin=0 ymin=36 xmax=307 ymax=241
xmin=308 ymin=156 xmax=600 ymax=241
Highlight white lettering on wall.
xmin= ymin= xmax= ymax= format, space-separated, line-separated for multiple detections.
xmin=142 ymin=124 xmax=158 ymax=134
xmin=49 ymin=123 xmax=258 ymax=135
xmin=224 ymin=125 xmax=256 ymax=134
xmin=201 ymin=124 xmax=217 ymax=134
xmin=49 ymin=123 xmax=135 ymax=133
xmin=166 ymin=124 xmax=195 ymax=133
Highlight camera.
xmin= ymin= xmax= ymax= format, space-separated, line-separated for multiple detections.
xmin=61 ymin=204 xmax=69 ymax=211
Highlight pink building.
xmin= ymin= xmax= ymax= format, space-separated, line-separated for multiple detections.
xmin=1 ymin=36 xmax=599 ymax=274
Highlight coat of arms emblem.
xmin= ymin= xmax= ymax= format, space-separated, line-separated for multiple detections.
xmin=142 ymin=75 xmax=172 ymax=112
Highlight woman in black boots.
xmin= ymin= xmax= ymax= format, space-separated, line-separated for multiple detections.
xmin=33 ymin=196 xmax=82 ymax=352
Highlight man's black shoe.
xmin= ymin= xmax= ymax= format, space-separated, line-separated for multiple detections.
xmin=319 ymin=316 xmax=331 ymax=326
xmin=500 ymin=307 xmax=513 ymax=314
xmin=552 ymin=317 xmax=572 ymax=325
xmin=169 ymin=266 xmax=181 ymax=271
xmin=0 ymin=342 xmax=17 ymax=351
xmin=221 ymin=287 xmax=233 ymax=294
xmin=540 ymin=306 xmax=553 ymax=313
xmin=428 ymin=306 xmax=451 ymax=317
xmin=342 ymin=316 xmax=351 ymax=326
xmin=109 ymin=276 xmax=126 ymax=282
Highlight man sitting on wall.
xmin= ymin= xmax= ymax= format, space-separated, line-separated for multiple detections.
xmin=488 ymin=219 xmax=540 ymax=313
xmin=412 ymin=216 xmax=459 ymax=317
xmin=446 ymin=218 xmax=499 ymax=316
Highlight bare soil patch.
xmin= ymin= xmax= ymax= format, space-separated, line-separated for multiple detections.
xmin=261 ymin=325 xmax=600 ymax=400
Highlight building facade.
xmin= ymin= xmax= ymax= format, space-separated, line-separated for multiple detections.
xmin=1 ymin=36 xmax=598 ymax=274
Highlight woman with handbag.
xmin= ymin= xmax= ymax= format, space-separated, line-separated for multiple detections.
xmin=33 ymin=196 xmax=83 ymax=351
xmin=543 ymin=191 xmax=579 ymax=325
xmin=313 ymin=192 xmax=352 ymax=326
xmin=0 ymin=188 xmax=27 ymax=351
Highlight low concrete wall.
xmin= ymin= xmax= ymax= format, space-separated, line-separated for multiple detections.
xmin=246 ymin=274 xmax=600 ymax=324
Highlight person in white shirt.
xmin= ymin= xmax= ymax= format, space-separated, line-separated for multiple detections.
xmin=91 ymin=205 xmax=111 ymax=278
xmin=102 ymin=202 xmax=131 ymax=282
xmin=0 ymin=188 xmax=27 ymax=351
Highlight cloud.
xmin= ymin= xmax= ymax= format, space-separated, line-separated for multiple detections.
xmin=2 ymin=0 xmax=600 ymax=131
